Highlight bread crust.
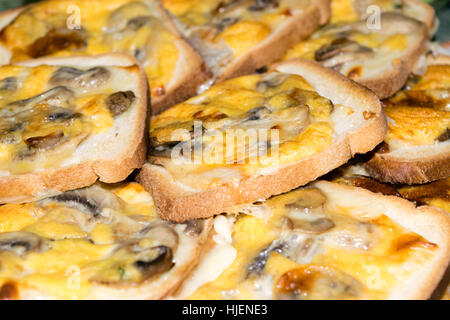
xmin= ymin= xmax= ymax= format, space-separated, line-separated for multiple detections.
xmin=364 ymin=56 xmax=450 ymax=185
xmin=313 ymin=180 xmax=450 ymax=300
xmin=216 ymin=0 xmax=331 ymax=81
xmin=137 ymin=59 xmax=387 ymax=222
xmin=0 ymin=54 xmax=148 ymax=203
xmin=404 ymin=0 xmax=437 ymax=32
xmin=365 ymin=146 xmax=450 ymax=185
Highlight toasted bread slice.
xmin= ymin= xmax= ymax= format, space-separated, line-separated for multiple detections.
xmin=0 ymin=0 xmax=208 ymax=114
xmin=0 ymin=182 xmax=212 ymax=300
xmin=0 ymin=54 xmax=147 ymax=203
xmin=331 ymin=0 xmax=436 ymax=32
xmin=164 ymin=0 xmax=330 ymax=86
xmin=280 ymin=12 xmax=428 ymax=99
xmin=365 ymin=56 xmax=450 ymax=184
xmin=137 ymin=59 xmax=386 ymax=222
xmin=183 ymin=181 xmax=450 ymax=300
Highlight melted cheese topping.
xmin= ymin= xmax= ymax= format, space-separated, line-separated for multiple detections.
xmin=0 ymin=182 xmax=200 ymax=300
xmin=163 ymin=0 xmax=313 ymax=58
xmin=281 ymin=17 xmax=411 ymax=81
xmin=0 ymin=64 xmax=138 ymax=173
xmin=0 ymin=0 xmax=178 ymax=99
xmin=149 ymin=72 xmax=341 ymax=190
xmin=189 ymin=186 xmax=439 ymax=300
xmin=385 ymin=65 xmax=450 ymax=148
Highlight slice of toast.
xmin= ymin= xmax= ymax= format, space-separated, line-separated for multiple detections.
xmin=364 ymin=55 xmax=450 ymax=184
xmin=164 ymin=0 xmax=331 ymax=85
xmin=280 ymin=12 xmax=428 ymax=99
xmin=0 ymin=0 xmax=208 ymax=114
xmin=182 ymin=181 xmax=450 ymax=300
xmin=332 ymin=0 xmax=436 ymax=32
xmin=0 ymin=54 xmax=147 ymax=203
xmin=137 ymin=59 xmax=387 ymax=222
xmin=0 ymin=182 xmax=212 ymax=299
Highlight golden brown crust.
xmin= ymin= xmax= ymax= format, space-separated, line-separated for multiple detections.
xmin=365 ymin=149 xmax=450 ymax=185
xmin=137 ymin=59 xmax=387 ymax=222
xmin=313 ymin=180 xmax=450 ymax=300
xmin=216 ymin=0 xmax=331 ymax=81
xmin=0 ymin=54 xmax=148 ymax=203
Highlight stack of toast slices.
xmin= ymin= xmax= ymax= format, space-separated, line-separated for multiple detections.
xmin=0 ymin=0 xmax=448 ymax=300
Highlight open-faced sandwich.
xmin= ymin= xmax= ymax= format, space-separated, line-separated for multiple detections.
xmin=0 ymin=182 xmax=211 ymax=299
xmin=364 ymin=55 xmax=450 ymax=184
xmin=0 ymin=0 xmax=207 ymax=113
xmin=162 ymin=0 xmax=331 ymax=85
xmin=176 ymin=181 xmax=450 ymax=300
xmin=137 ymin=59 xmax=386 ymax=221
xmin=0 ymin=54 xmax=147 ymax=203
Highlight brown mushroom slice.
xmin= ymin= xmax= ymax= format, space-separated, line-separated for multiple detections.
xmin=27 ymin=28 xmax=87 ymax=58
xmin=49 ymin=67 xmax=111 ymax=89
xmin=246 ymin=241 xmax=286 ymax=277
xmin=315 ymin=38 xmax=374 ymax=69
xmin=247 ymin=0 xmax=279 ymax=11
xmin=0 ymin=232 xmax=48 ymax=257
xmin=255 ymin=73 xmax=289 ymax=92
xmin=25 ymin=131 xmax=65 ymax=151
xmin=279 ymin=234 xmax=322 ymax=264
xmin=105 ymin=91 xmax=136 ymax=117
xmin=2 ymin=86 xmax=75 ymax=117
xmin=0 ymin=77 xmax=17 ymax=92
xmin=137 ymin=222 xmax=179 ymax=251
xmin=45 ymin=185 xmax=123 ymax=230
xmin=133 ymin=245 xmax=174 ymax=279
xmin=285 ymin=188 xmax=328 ymax=211
xmin=183 ymin=219 xmax=206 ymax=237
xmin=105 ymin=1 xmax=152 ymax=33
xmin=283 ymin=216 xmax=335 ymax=234
xmin=276 ymin=265 xmax=363 ymax=300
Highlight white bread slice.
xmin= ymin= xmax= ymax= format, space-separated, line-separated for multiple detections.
xmin=364 ymin=55 xmax=450 ymax=184
xmin=351 ymin=0 xmax=437 ymax=33
xmin=137 ymin=59 xmax=387 ymax=222
xmin=0 ymin=0 xmax=209 ymax=115
xmin=313 ymin=181 xmax=450 ymax=299
xmin=0 ymin=54 xmax=148 ymax=203
xmin=178 ymin=180 xmax=450 ymax=300
xmin=169 ymin=0 xmax=331 ymax=85
xmin=280 ymin=12 xmax=428 ymax=99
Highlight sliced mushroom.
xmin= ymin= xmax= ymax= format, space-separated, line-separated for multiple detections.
xmin=133 ymin=245 xmax=174 ymax=279
xmin=245 ymin=106 xmax=272 ymax=121
xmin=2 ymin=86 xmax=74 ymax=117
xmin=256 ymin=73 xmax=288 ymax=92
xmin=283 ymin=216 xmax=335 ymax=234
xmin=183 ymin=219 xmax=206 ymax=237
xmin=25 ymin=131 xmax=65 ymax=151
xmin=106 ymin=91 xmax=136 ymax=117
xmin=285 ymin=189 xmax=327 ymax=211
xmin=315 ymin=38 xmax=374 ymax=69
xmin=105 ymin=2 xmax=152 ymax=33
xmin=49 ymin=67 xmax=111 ymax=89
xmin=248 ymin=0 xmax=279 ymax=11
xmin=279 ymin=234 xmax=322 ymax=265
xmin=0 ymin=232 xmax=48 ymax=257
xmin=246 ymin=241 xmax=286 ymax=277
xmin=27 ymin=28 xmax=87 ymax=58
xmin=276 ymin=265 xmax=363 ymax=300
xmin=46 ymin=185 xmax=122 ymax=226
xmin=138 ymin=222 xmax=179 ymax=250
xmin=0 ymin=77 xmax=17 ymax=92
